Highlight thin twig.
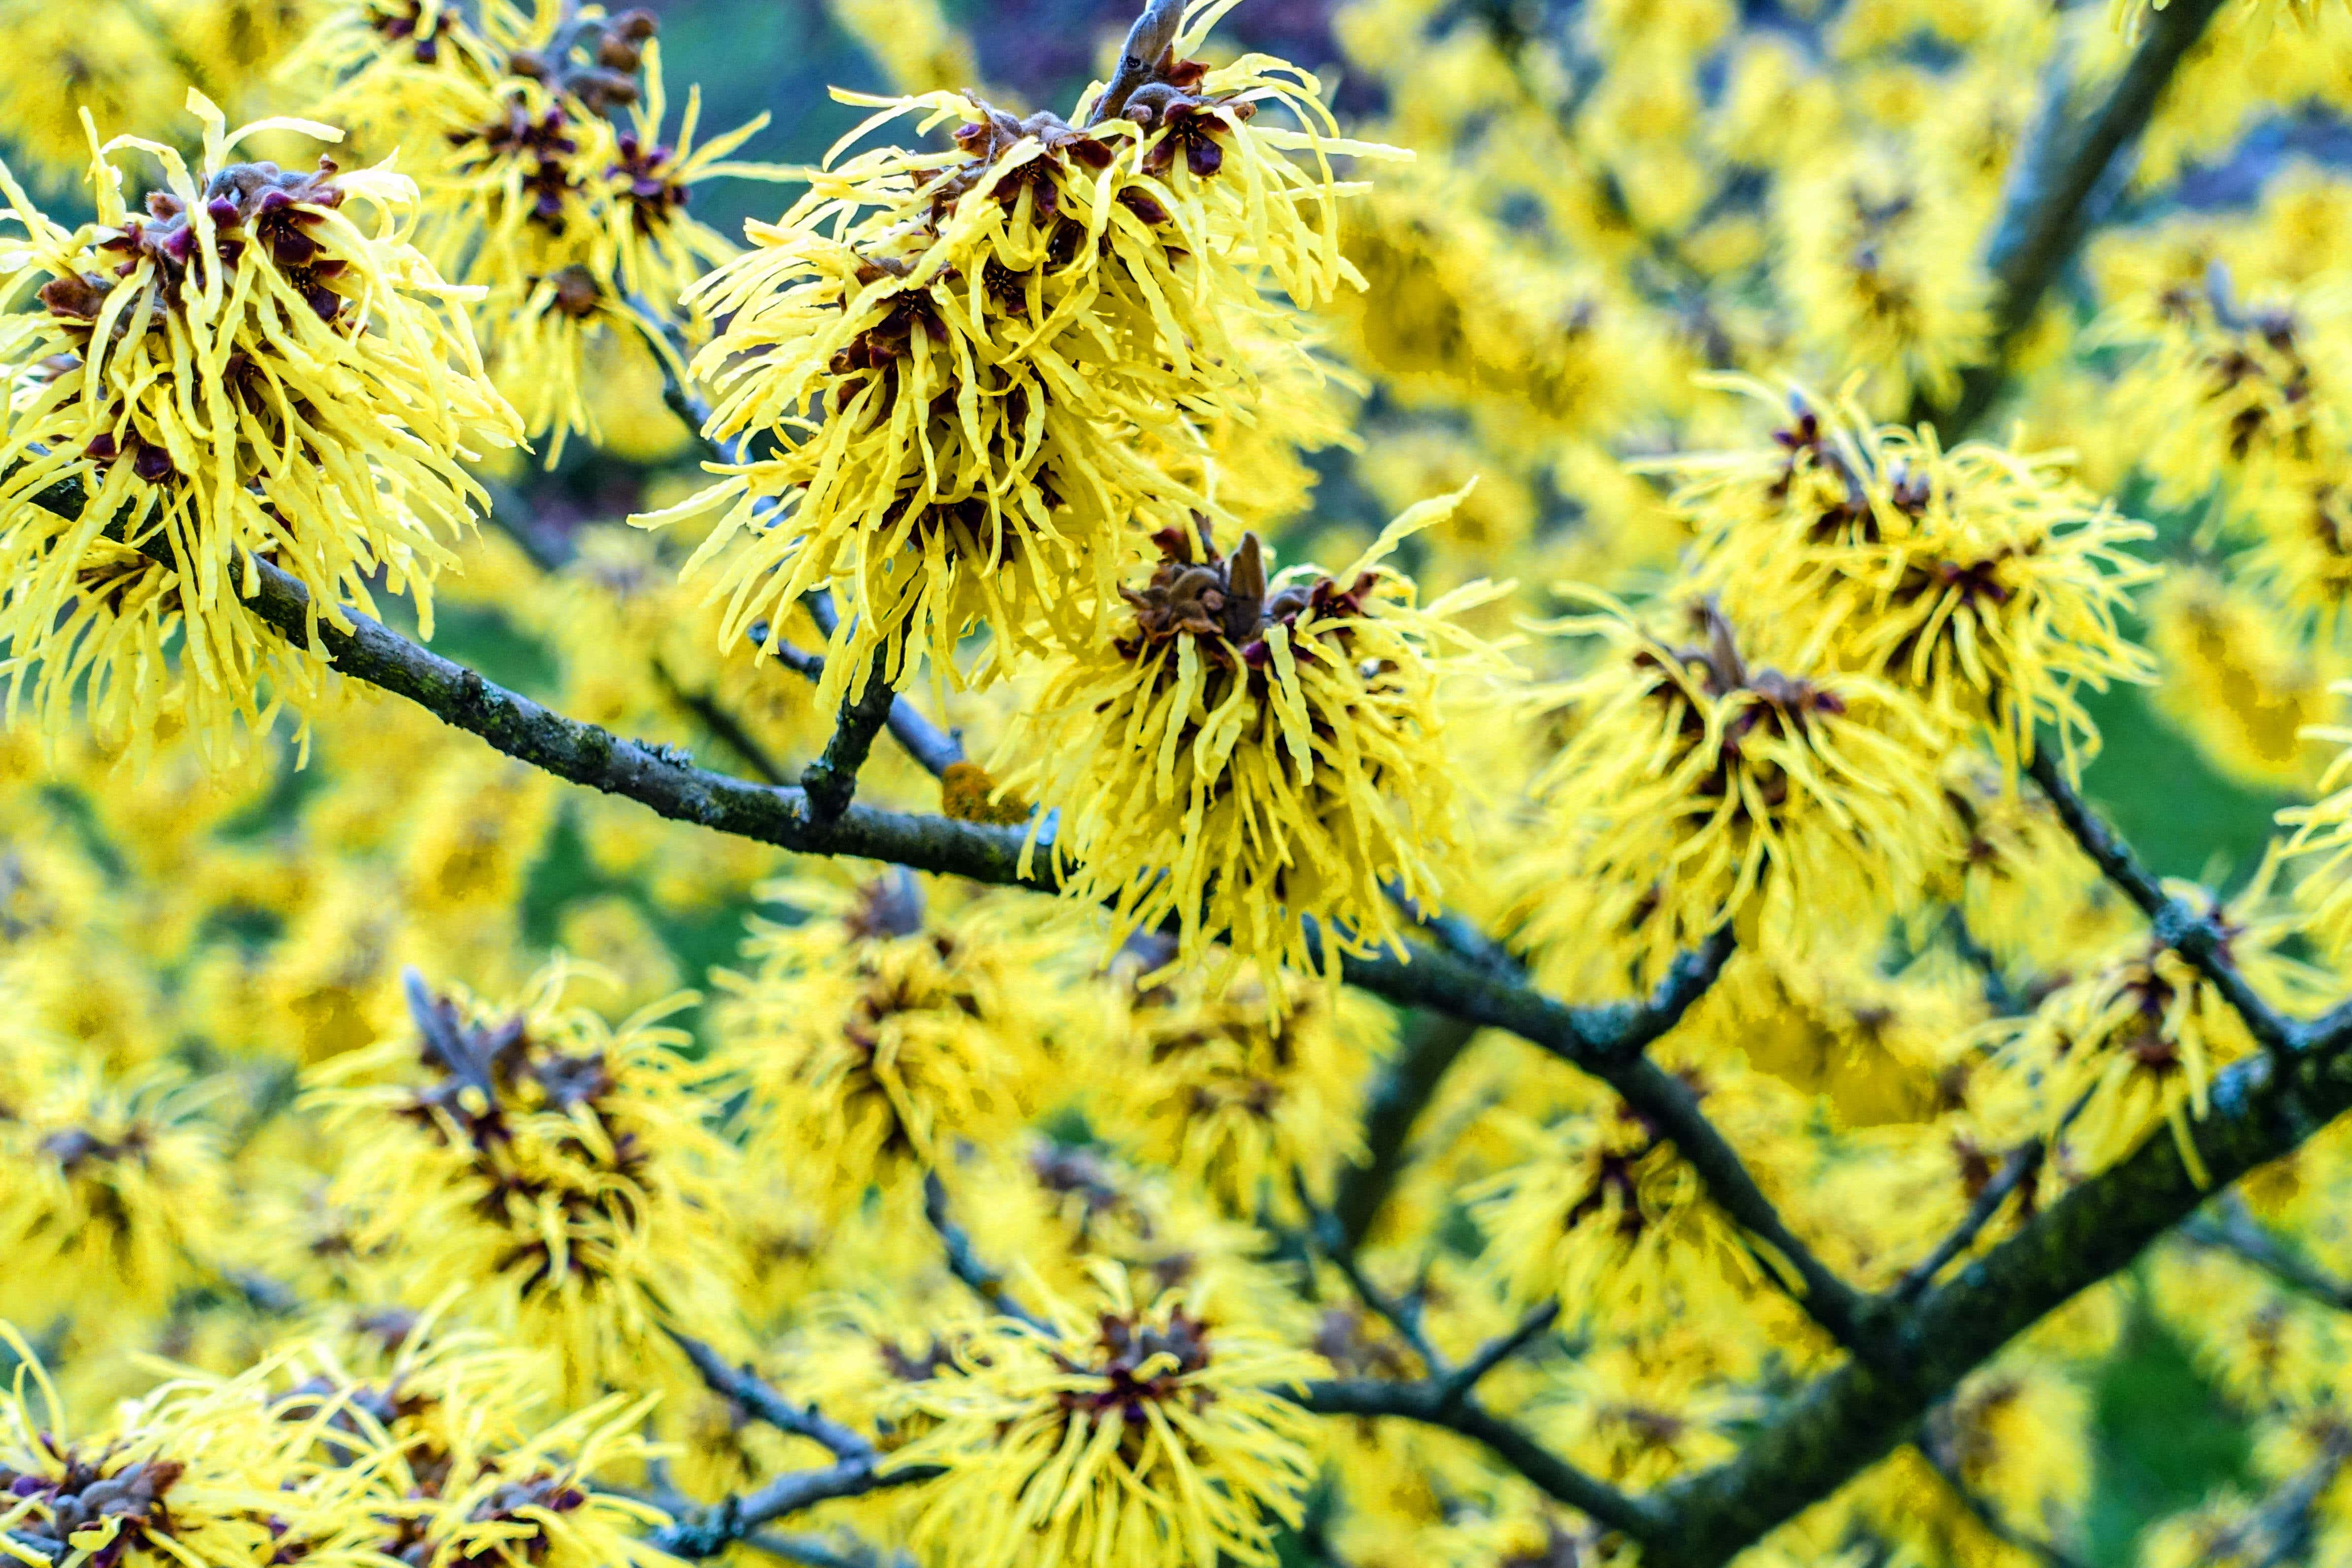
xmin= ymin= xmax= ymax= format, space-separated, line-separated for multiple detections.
xmin=667 ymin=1331 xmax=875 ymax=1461
xmin=649 ymin=1462 xmax=938 ymax=1559
xmin=751 ymin=612 xmax=966 ymax=780
xmin=2026 ymin=751 xmax=2297 ymax=1055
xmin=650 ymin=658 xmax=790 ymax=787
xmin=799 ymin=643 xmax=897 ymax=826
xmin=1892 ymin=1138 xmax=2046 ymax=1302
xmin=1084 ymin=0 xmax=1185 ymax=124
xmin=1944 ymin=907 xmax=2024 ymax=1017
xmin=1302 ymin=1190 xmax=1444 ymax=1374
xmin=1912 ymin=0 xmax=2230 ymax=434
xmin=1292 ymin=1378 xmax=1666 ymax=1540
xmin=803 ymin=592 xmax=967 ymax=777
xmin=2180 ymin=1192 xmax=2352 ymax=1312
xmin=923 ymin=1171 xmax=1051 ymax=1333
xmin=2242 ymin=1425 xmax=2352 ymax=1568
xmin=1430 ymin=1302 xmax=1562 ymax=1410
xmin=1600 ymin=1051 xmax=1887 ymax=1365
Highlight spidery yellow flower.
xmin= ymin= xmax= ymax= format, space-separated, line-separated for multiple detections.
xmin=307 ymin=965 xmax=739 ymax=1398
xmin=901 ymin=1262 xmax=1321 ymax=1568
xmin=1003 ymin=501 xmax=1497 ymax=992
xmin=0 ymin=95 xmax=517 ymax=763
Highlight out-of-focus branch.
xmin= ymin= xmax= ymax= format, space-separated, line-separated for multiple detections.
xmin=923 ymin=1171 xmax=1051 ymax=1333
xmin=1912 ymin=0 xmax=2229 ymax=434
xmin=1328 ymin=1011 xmax=1480 ymax=1250
xmin=1293 ymin=1377 xmax=1665 ymax=1539
xmin=650 ymin=1461 xmax=937 ymax=1560
xmin=1945 ymin=907 xmax=2024 ymax=1016
xmin=1916 ymin=1424 xmax=2092 ymax=1568
xmin=2240 ymin=1424 xmax=2352 ymax=1568
xmin=650 ymin=658 xmax=790 ymax=787
xmin=1892 ymin=1137 xmax=2046 ymax=1303
xmin=2180 ymin=1192 xmax=2352 ymax=1312
xmin=1302 ymin=1194 xmax=1442 ymax=1374
xmin=2027 ymin=751 xmax=2297 ymax=1055
xmin=740 ymin=1531 xmax=910 ymax=1568
xmin=1431 ymin=1303 xmax=1562 ymax=1409
xmin=668 ymin=1331 xmax=876 ymax=1461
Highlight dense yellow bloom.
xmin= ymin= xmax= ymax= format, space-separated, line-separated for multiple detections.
xmin=825 ymin=0 xmax=978 ymax=96
xmin=0 ymin=1054 xmax=229 ymax=1331
xmin=1776 ymin=148 xmax=1992 ymax=411
xmin=305 ymin=5 xmax=771 ymax=458
xmin=2276 ymin=727 xmax=2352 ymax=956
xmin=0 ymin=1330 xmax=388 ymax=1568
xmin=1101 ymin=958 xmax=1379 ymax=1217
xmin=647 ymin=45 xmax=1387 ymax=710
xmin=307 ymin=966 xmax=739 ymax=1397
xmin=901 ymin=1263 xmax=1321 ymax=1568
xmin=1991 ymin=881 xmax=2320 ymax=1182
xmin=1704 ymin=949 xmax=1978 ymax=1128
xmin=1528 ymin=595 xmax=1950 ymax=982
xmin=0 ymin=96 xmax=517 ymax=761
xmin=0 ymin=5 xmax=193 ymax=191
xmin=1003 ymin=506 xmax=1494 ymax=988
xmin=1674 ymin=382 xmax=2156 ymax=771
xmin=710 ymin=870 xmax=1059 ymax=1211
xmin=1471 ymin=1097 xmax=1767 ymax=1340
xmin=2102 ymin=265 xmax=2352 ymax=540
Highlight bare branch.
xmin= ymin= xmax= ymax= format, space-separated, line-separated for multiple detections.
xmin=1912 ymin=0 xmax=2229 ymax=434
xmin=1292 ymin=1378 xmax=1666 ymax=1540
xmin=1084 ymin=0 xmax=1186 ymax=125
xmin=923 ymin=1171 xmax=1052 ymax=1333
xmin=2026 ymin=751 xmax=2297 ymax=1055
xmin=1892 ymin=1138 xmax=2046 ymax=1303
xmin=1430 ymin=1303 xmax=1562 ymax=1410
xmin=2180 ymin=1192 xmax=2352 ymax=1313
xmin=800 ymin=644 xmax=898 ymax=826
xmin=667 ymin=1331 xmax=875 ymax=1462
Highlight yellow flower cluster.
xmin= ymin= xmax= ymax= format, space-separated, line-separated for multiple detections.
xmin=644 ymin=24 xmax=1387 ymax=713
xmin=0 ymin=97 xmax=517 ymax=761
xmin=308 ymin=966 xmax=739 ymax=1398
xmin=299 ymin=0 xmax=772 ymax=457
xmin=1005 ymin=504 xmax=1496 ymax=986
